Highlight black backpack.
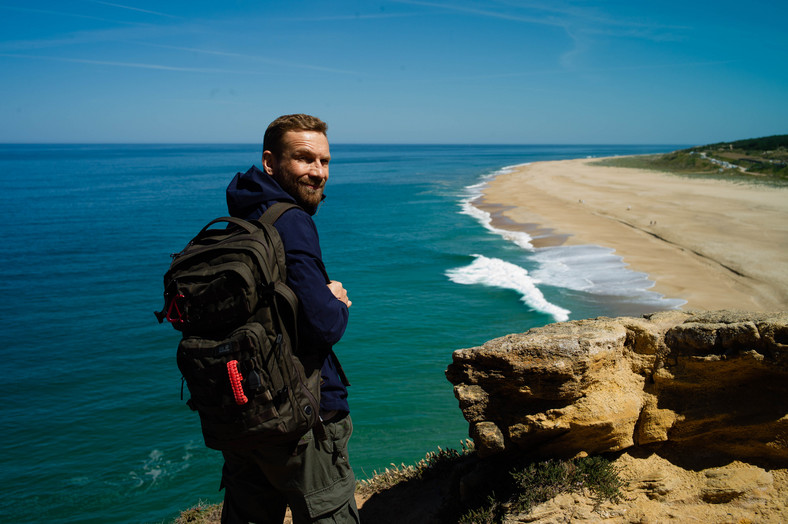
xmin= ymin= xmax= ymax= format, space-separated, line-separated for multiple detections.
xmin=155 ymin=203 xmax=321 ymax=450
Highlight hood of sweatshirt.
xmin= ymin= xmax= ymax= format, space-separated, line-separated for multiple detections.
xmin=226 ymin=165 xmax=308 ymax=220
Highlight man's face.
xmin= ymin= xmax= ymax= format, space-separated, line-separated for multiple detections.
xmin=263 ymin=130 xmax=330 ymax=214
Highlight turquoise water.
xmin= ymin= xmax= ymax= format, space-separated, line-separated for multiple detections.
xmin=0 ymin=143 xmax=684 ymax=523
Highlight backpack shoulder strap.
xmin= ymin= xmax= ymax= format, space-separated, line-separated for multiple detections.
xmin=257 ymin=201 xmax=348 ymax=389
xmin=258 ymin=202 xmax=301 ymax=225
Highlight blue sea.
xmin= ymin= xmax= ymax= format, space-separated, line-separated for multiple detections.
xmin=0 ymin=143 xmax=685 ymax=523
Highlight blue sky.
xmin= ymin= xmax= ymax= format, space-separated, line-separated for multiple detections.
xmin=1 ymin=1 xmax=786 ymax=144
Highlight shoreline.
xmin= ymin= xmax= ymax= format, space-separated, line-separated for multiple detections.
xmin=477 ymin=157 xmax=788 ymax=312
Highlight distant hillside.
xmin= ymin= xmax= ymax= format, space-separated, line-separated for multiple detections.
xmin=703 ymin=134 xmax=788 ymax=152
xmin=688 ymin=134 xmax=788 ymax=176
xmin=595 ymin=134 xmax=788 ymax=183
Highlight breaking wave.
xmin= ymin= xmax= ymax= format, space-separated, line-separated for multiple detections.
xmin=446 ymin=254 xmax=571 ymax=322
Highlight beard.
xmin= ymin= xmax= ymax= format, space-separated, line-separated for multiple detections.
xmin=273 ymin=171 xmax=324 ymax=214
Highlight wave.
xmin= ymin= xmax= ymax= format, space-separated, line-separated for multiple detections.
xmin=127 ymin=443 xmax=199 ymax=493
xmin=455 ymin=167 xmax=687 ymax=312
xmin=530 ymin=245 xmax=686 ymax=307
xmin=446 ymin=254 xmax=571 ymax=322
xmin=458 ymin=165 xmax=535 ymax=250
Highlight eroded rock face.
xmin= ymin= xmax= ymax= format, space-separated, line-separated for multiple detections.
xmin=514 ymin=453 xmax=788 ymax=523
xmin=445 ymin=310 xmax=788 ymax=465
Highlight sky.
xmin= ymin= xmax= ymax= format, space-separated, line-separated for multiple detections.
xmin=1 ymin=1 xmax=786 ymax=144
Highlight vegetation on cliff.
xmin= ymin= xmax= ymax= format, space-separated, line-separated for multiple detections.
xmin=175 ymin=311 xmax=788 ymax=522
xmin=445 ymin=454 xmax=624 ymax=524
xmin=594 ymin=134 xmax=788 ymax=185
xmin=173 ymin=442 xmax=625 ymax=523
xmin=356 ymin=441 xmax=622 ymax=523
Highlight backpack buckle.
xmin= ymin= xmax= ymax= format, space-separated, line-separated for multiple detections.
xmin=166 ymin=294 xmax=186 ymax=324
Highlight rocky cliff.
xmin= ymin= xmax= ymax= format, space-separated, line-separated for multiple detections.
xmin=179 ymin=311 xmax=788 ymax=523
xmin=445 ymin=310 xmax=788 ymax=522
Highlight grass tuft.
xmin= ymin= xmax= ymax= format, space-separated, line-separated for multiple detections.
xmin=457 ymin=495 xmax=501 ymax=524
xmin=452 ymin=455 xmax=625 ymax=523
xmin=357 ymin=440 xmax=474 ymax=494
xmin=172 ymin=500 xmax=222 ymax=524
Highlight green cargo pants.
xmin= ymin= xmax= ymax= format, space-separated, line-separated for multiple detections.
xmin=220 ymin=414 xmax=359 ymax=523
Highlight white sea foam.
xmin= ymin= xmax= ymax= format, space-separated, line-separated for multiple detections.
xmin=457 ymin=168 xmax=687 ymax=311
xmin=127 ymin=444 xmax=198 ymax=492
xmin=446 ymin=254 xmax=571 ymax=322
xmin=460 ymin=198 xmax=535 ymax=250
xmin=459 ymin=164 xmax=535 ymax=249
xmin=530 ymin=245 xmax=686 ymax=307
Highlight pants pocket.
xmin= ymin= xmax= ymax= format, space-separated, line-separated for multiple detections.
xmin=301 ymin=415 xmax=356 ymax=520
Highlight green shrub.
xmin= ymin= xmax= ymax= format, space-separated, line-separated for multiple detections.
xmin=455 ymin=456 xmax=625 ymax=524
xmin=457 ymin=495 xmax=501 ymax=524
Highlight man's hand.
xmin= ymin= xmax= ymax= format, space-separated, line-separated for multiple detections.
xmin=327 ymin=280 xmax=351 ymax=308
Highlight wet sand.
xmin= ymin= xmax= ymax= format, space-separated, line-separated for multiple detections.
xmin=479 ymin=157 xmax=788 ymax=311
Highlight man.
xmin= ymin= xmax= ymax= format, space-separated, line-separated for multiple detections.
xmin=223 ymin=114 xmax=358 ymax=523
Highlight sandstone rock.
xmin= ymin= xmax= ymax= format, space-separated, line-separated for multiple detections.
xmin=445 ymin=310 xmax=788 ymax=466
xmin=700 ymin=465 xmax=773 ymax=503
xmin=502 ymin=453 xmax=788 ymax=523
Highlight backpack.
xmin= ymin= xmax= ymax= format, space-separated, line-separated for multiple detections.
xmin=155 ymin=203 xmax=322 ymax=450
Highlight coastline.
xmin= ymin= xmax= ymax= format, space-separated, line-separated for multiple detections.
xmin=477 ymin=157 xmax=788 ymax=312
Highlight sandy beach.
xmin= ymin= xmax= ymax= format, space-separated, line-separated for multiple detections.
xmin=479 ymin=157 xmax=788 ymax=312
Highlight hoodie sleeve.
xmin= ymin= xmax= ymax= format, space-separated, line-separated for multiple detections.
xmin=275 ymin=209 xmax=349 ymax=348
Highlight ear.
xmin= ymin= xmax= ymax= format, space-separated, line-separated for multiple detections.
xmin=262 ymin=150 xmax=277 ymax=176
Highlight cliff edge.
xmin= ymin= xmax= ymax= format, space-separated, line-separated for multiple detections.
xmin=444 ymin=310 xmax=788 ymax=522
xmin=178 ymin=311 xmax=788 ymax=523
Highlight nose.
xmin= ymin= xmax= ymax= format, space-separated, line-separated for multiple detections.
xmin=310 ymin=160 xmax=328 ymax=180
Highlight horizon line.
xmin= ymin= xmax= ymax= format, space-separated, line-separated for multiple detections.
xmin=0 ymin=141 xmax=697 ymax=147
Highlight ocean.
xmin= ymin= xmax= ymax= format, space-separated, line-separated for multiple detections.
xmin=0 ymin=143 xmax=685 ymax=523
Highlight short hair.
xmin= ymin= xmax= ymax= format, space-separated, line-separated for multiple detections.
xmin=263 ymin=114 xmax=328 ymax=158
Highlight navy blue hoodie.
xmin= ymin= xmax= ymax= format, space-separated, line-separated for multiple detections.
xmin=226 ymin=165 xmax=349 ymax=413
